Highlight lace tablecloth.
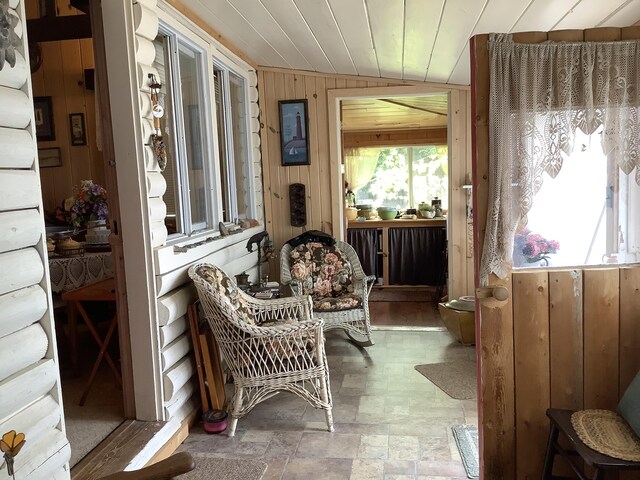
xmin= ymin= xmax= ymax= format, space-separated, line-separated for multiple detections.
xmin=48 ymin=252 xmax=113 ymax=293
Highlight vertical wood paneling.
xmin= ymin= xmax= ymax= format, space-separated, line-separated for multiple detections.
xmin=257 ymin=69 xmax=405 ymax=279
xmin=513 ymin=271 xmax=550 ymax=480
xmin=549 ymin=270 xmax=583 ymax=410
xmin=583 ymin=268 xmax=620 ymax=410
xmin=30 ymin=22 xmax=104 ymax=214
xmin=470 ymin=24 xmax=640 ymax=479
xmin=619 ymin=267 xmax=640 ymax=394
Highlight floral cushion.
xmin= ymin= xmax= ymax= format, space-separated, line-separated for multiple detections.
xmin=313 ymin=293 xmax=363 ymax=312
xmin=289 ymin=242 xmax=355 ymax=300
xmin=196 ymin=265 xmax=256 ymax=325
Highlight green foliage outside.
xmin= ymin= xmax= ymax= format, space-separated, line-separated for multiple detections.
xmin=355 ymin=146 xmax=448 ymax=209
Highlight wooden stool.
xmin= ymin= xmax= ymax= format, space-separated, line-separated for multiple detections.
xmin=62 ymin=277 xmax=122 ymax=405
xmin=542 ymin=408 xmax=640 ymax=479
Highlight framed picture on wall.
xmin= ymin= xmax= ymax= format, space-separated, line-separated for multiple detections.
xmin=279 ymin=99 xmax=310 ymax=166
xmin=69 ymin=112 xmax=87 ymax=146
xmin=38 ymin=147 xmax=62 ymax=168
xmin=33 ymin=96 xmax=55 ymax=141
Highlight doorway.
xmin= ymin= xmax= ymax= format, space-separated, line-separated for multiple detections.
xmin=327 ymin=85 xmax=474 ymax=328
xmin=26 ymin=0 xmax=131 ymax=468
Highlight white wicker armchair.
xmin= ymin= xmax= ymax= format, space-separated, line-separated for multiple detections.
xmin=188 ymin=263 xmax=334 ymax=436
xmin=280 ymin=240 xmax=375 ymax=347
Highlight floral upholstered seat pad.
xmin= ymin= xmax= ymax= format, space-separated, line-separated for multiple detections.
xmin=196 ymin=264 xmax=257 ymax=325
xmin=289 ymin=242 xmax=355 ymax=300
xmin=313 ymin=293 xmax=363 ymax=311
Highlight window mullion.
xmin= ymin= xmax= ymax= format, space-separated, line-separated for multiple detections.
xmin=408 ymin=147 xmax=414 ymax=208
xmin=223 ymin=70 xmax=239 ymax=222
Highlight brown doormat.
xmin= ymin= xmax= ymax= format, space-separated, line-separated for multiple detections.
xmin=183 ymin=453 xmax=268 ymax=480
xmin=415 ymin=359 xmax=477 ymax=399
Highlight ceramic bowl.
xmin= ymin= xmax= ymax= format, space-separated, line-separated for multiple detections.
xmin=345 ymin=207 xmax=358 ymax=221
xmin=378 ymin=209 xmax=398 ymax=220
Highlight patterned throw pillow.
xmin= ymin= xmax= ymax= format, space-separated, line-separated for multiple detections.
xmin=196 ymin=264 xmax=256 ymax=325
xmin=289 ymin=243 xmax=357 ymax=306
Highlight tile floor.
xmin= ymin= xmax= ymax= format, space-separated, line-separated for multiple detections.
xmin=180 ymin=327 xmax=478 ymax=479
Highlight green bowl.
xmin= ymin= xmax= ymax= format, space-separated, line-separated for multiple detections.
xmin=378 ymin=209 xmax=397 ymax=220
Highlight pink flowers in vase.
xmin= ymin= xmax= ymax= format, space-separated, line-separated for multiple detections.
xmin=514 ymin=228 xmax=560 ymax=265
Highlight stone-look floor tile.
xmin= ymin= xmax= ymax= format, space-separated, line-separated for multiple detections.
xmin=261 ymin=456 xmax=289 ymax=480
xmin=388 ymin=435 xmax=421 ymax=460
xmin=384 ymin=460 xmax=417 ymax=476
xmin=416 ymin=461 xmax=468 ymax=477
xmin=358 ymin=434 xmax=389 ymax=459
xmin=295 ymin=432 xmax=361 ymax=458
xmin=419 ymin=437 xmax=452 ymax=461
xmin=264 ymin=431 xmax=303 ymax=457
xmin=181 ymin=329 xmax=474 ymax=479
xmin=351 ymin=458 xmax=385 ymax=479
xmin=240 ymin=429 xmax=275 ymax=443
xmin=282 ymin=458 xmax=352 ymax=479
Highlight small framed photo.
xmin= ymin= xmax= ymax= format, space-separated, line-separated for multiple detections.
xmin=38 ymin=147 xmax=62 ymax=168
xmin=33 ymin=96 xmax=55 ymax=141
xmin=279 ymin=99 xmax=310 ymax=166
xmin=69 ymin=112 xmax=87 ymax=146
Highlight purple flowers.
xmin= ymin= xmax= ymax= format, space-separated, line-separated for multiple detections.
xmin=67 ymin=180 xmax=108 ymax=230
xmin=514 ymin=228 xmax=560 ymax=264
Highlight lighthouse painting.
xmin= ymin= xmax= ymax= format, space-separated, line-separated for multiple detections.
xmin=279 ymin=99 xmax=310 ymax=166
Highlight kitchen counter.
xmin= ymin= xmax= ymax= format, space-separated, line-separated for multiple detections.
xmin=348 ymin=218 xmax=446 ymax=228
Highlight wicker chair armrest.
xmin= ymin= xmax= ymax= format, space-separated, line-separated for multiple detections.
xmin=246 ymin=294 xmax=312 ymax=323
xmin=353 ymin=275 xmax=376 ymax=296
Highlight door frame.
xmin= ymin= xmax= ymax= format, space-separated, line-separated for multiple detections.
xmin=327 ymin=84 xmax=474 ymax=300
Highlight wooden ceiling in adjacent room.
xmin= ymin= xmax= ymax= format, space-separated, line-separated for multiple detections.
xmin=341 ymin=95 xmax=448 ymax=132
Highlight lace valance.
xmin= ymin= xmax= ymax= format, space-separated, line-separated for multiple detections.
xmin=480 ymin=34 xmax=640 ymax=285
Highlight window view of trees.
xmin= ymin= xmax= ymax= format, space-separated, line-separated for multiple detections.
xmin=355 ymin=146 xmax=448 ymax=209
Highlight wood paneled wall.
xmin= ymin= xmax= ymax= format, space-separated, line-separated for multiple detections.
xmin=471 ymin=28 xmax=640 ymax=479
xmin=510 ymin=267 xmax=640 ymax=479
xmin=257 ymin=67 xmax=473 ymax=295
xmin=257 ymin=68 xmax=406 ymax=246
xmin=26 ymin=0 xmax=104 ymax=215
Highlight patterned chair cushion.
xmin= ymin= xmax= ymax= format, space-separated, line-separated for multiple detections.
xmin=289 ymin=242 xmax=362 ymax=312
xmin=196 ymin=264 xmax=256 ymax=325
xmin=313 ymin=293 xmax=363 ymax=312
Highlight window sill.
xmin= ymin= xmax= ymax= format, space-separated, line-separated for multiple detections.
xmin=153 ymin=224 xmax=264 ymax=275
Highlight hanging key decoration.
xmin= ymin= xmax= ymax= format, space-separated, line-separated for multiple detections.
xmin=148 ymin=74 xmax=167 ymax=172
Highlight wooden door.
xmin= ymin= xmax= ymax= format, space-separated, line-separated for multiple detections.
xmin=471 ymin=29 xmax=640 ymax=479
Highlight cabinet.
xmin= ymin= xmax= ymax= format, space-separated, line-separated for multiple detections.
xmin=347 ymin=219 xmax=446 ymax=286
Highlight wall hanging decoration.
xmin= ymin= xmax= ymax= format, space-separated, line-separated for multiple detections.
xmin=0 ymin=0 xmax=20 ymax=71
xmin=69 ymin=112 xmax=87 ymax=146
xmin=34 ymin=96 xmax=55 ymax=141
xmin=38 ymin=147 xmax=62 ymax=167
xmin=279 ymin=99 xmax=310 ymax=166
xmin=288 ymin=183 xmax=307 ymax=227
xmin=148 ymin=73 xmax=167 ymax=171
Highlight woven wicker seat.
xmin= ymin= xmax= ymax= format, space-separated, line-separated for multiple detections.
xmin=280 ymin=240 xmax=375 ymax=347
xmin=189 ymin=263 xmax=334 ymax=436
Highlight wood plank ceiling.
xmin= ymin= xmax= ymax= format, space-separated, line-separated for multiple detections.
xmin=181 ymin=0 xmax=640 ymax=85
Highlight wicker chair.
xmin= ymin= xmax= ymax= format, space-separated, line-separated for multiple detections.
xmin=280 ymin=240 xmax=375 ymax=347
xmin=188 ymin=263 xmax=334 ymax=436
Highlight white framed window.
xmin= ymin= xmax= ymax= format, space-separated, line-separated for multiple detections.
xmin=152 ymin=18 xmax=257 ymax=239
xmin=213 ymin=61 xmax=254 ymax=223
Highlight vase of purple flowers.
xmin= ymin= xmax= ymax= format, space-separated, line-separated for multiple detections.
xmin=513 ymin=228 xmax=560 ymax=267
xmin=66 ymin=180 xmax=109 ymax=233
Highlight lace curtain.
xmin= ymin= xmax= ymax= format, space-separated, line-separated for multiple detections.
xmin=344 ymin=147 xmax=379 ymax=193
xmin=480 ymin=33 xmax=640 ymax=285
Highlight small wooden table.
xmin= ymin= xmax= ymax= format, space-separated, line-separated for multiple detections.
xmin=62 ymin=277 xmax=122 ymax=405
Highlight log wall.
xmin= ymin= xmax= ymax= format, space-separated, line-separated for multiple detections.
xmin=0 ymin=2 xmax=70 ymax=477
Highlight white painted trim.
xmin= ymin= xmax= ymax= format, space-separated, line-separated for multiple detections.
xmin=101 ymin=0 xmax=164 ymax=421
